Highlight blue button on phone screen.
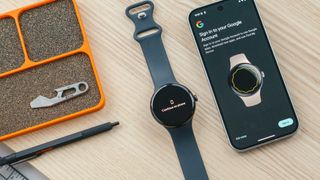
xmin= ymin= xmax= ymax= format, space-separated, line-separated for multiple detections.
xmin=278 ymin=118 xmax=294 ymax=128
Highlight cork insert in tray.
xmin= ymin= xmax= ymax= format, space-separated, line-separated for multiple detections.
xmin=0 ymin=18 xmax=24 ymax=73
xmin=0 ymin=53 xmax=101 ymax=137
xmin=20 ymin=0 xmax=83 ymax=61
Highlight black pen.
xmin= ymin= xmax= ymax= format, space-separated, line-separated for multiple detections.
xmin=0 ymin=122 xmax=119 ymax=166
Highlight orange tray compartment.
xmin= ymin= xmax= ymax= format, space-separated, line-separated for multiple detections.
xmin=0 ymin=0 xmax=105 ymax=141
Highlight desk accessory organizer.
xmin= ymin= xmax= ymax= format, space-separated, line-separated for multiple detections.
xmin=0 ymin=0 xmax=104 ymax=140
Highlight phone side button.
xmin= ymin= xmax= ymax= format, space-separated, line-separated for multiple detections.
xmin=278 ymin=118 xmax=294 ymax=128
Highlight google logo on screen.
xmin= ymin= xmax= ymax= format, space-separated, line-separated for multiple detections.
xmin=196 ymin=20 xmax=204 ymax=29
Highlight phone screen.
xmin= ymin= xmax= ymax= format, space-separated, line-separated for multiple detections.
xmin=189 ymin=0 xmax=298 ymax=150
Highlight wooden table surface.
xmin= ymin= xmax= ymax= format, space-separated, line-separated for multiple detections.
xmin=1 ymin=0 xmax=320 ymax=179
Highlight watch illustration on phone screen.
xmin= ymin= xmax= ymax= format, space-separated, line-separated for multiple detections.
xmin=126 ymin=1 xmax=208 ymax=180
xmin=229 ymin=53 xmax=265 ymax=107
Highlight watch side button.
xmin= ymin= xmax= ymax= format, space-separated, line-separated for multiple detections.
xmin=193 ymin=94 xmax=198 ymax=102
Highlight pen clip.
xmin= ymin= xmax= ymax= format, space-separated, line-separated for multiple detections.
xmin=10 ymin=154 xmax=42 ymax=166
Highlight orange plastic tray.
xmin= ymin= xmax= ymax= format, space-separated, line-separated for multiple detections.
xmin=0 ymin=0 xmax=105 ymax=141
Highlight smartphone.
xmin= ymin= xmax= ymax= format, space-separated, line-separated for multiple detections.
xmin=189 ymin=0 xmax=299 ymax=151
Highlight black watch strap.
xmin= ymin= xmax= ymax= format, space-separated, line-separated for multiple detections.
xmin=168 ymin=122 xmax=208 ymax=180
xmin=126 ymin=1 xmax=177 ymax=90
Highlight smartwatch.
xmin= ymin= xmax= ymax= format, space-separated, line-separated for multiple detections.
xmin=126 ymin=1 xmax=208 ymax=180
xmin=229 ymin=53 xmax=265 ymax=107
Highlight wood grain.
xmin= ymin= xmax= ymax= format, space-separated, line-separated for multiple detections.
xmin=1 ymin=0 xmax=320 ymax=179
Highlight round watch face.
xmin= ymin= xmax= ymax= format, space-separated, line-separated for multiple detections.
xmin=229 ymin=64 xmax=263 ymax=97
xmin=151 ymin=84 xmax=196 ymax=128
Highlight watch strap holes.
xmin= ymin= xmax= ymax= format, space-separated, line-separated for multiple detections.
xmin=128 ymin=3 xmax=151 ymax=15
xmin=137 ymin=27 xmax=160 ymax=39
